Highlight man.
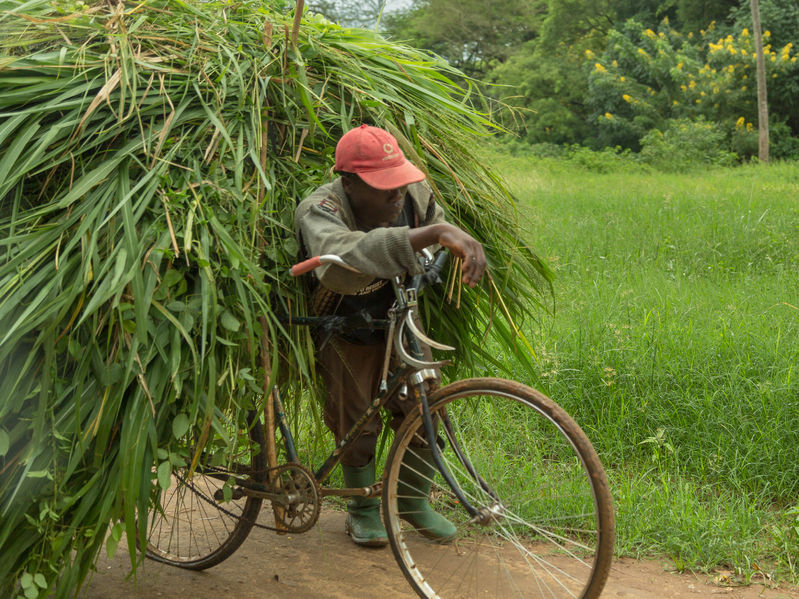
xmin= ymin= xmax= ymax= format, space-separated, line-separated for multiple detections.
xmin=294 ymin=124 xmax=485 ymax=547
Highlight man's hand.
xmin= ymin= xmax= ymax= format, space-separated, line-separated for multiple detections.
xmin=408 ymin=223 xmax=486 ymax=287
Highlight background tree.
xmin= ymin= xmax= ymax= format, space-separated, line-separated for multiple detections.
xmin=384 ymin=0 xmax=545 ymax=78
xmin=318 ymin=0 xmax=799 ymax=158
xmin=675 ymin=0 xmax=739 ymax=33
xmin=306 ymin=0 xmax=389 ymax=28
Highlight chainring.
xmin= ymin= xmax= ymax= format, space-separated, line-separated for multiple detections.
xmin=270 ymin=463 xmax=321 ymax=534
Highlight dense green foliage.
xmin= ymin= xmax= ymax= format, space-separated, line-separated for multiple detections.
xmin=0 ymin=1 xmax=550 ymax=595
xmin=382 ymin=0 xmax=799 ymax=161
xmin=492 ymin=150 xmax=799 ymax=580
xmin=384 ymin=0 xmax=544 ymax=78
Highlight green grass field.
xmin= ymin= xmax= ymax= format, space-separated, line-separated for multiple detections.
xmin=488 ymin=152 xmax=799 ymax=582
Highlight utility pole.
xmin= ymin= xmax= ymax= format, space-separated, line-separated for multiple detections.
xmin=750 ymin=0 xmax=769 ymax=162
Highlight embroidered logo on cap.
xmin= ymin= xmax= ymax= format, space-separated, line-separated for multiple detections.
xmin=382 ymin=142 xmax=397 ymax=161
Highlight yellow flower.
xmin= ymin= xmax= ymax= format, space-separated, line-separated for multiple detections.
xmin=792 ymin=57 xmax=797 ymax=63
xmin=585 ymin=49 xmax=594 ymax=58
xmin=736 ymin=116 xmax=745 ymax=129
xmin=604 ymin=112 xmax=614 ymax=119
xmin=688 ymin=32 xmax=694 ymax=39
xmin=680 ymin=84 xmax=687 ymax=91
xmin=663 ymin=16 xmax=669 ymax=25
xmin=689 ymin=80 xmax=697 ymax=89
xmin=741 ymin=49 xmax=748 ymax=56
xmin=622 ymin=94 xmax=633 ymax=103
xmin=764 ymin=30 xmax=771 ymax=37
xmin=741 ymin=28 xmax=749 ymax=37
xmin=673 ymin=100 xmax=679 ymax=105
xmin=771 ymin=55 xmax=777 ymax=62
xmin=612 ymin=59 xmax=618 ymax=67
xmin=696 ymin=98 xmax=701 ymax=104
xmin=637 ymin=48 xmax=649 ymax=57
xmin=595 ymin=62 xmax=607 ymax=72
xmin=620 ymin=76 xmax=626 ymax=82
xmin=700 ymin=91 xmax=706 ymax=96
xmin=741 ymin=85 xmax=747 ymax=91
xmin=677 ymin=61 xmax=684 ymax=69
xmin=746 ymin=122 xmax=753 ymax=132
xmin=728 ymin=64 xmax=735 ymax=73
xmin=645 ymin=28 xmax=656 ymax=38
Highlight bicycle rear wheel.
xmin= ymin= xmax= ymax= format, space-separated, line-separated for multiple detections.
xmin=143 ymin=409 xmax=267 ymax=570
xmin=383 ymin=378 xmax=614 ymax=599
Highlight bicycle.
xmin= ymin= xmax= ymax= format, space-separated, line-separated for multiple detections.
xmin=142 ymin=250 xmax=615 ymax=599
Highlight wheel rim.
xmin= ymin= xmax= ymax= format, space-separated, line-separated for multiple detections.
xmin=384 ymin=379 xmax=613 ymax=599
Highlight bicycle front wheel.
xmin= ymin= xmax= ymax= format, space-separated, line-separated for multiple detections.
xmin=383 ymin=378 xmax=614 ymax=599
xmin=143 ymin=409 xmax=267 ymax=570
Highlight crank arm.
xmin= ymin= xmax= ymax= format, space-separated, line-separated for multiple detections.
xmin=404 ymin=310 xmax=455 ymax=351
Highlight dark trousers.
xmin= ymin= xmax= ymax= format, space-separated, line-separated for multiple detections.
xmin=317 ymin=336 xmax=434 ymax=468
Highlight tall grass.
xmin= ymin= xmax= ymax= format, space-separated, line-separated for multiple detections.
xmin=0 ymin=2 xmax=550 ymax=595
xmin=490 ymin=151 xmax=799 ymax=581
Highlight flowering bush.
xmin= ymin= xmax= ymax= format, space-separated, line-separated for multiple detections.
xmin=586 ymin=18 xmax=799 ymax=157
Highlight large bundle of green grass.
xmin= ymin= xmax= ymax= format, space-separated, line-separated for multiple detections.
xmin=0 ymin=0 xmax=550 ymax=595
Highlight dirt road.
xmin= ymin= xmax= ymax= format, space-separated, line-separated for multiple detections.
xmin=81 ymin=509 xmax=799 ymax=599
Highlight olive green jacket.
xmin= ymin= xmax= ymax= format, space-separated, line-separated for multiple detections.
xmin=294 ymin=178 xmax=445 ymax=294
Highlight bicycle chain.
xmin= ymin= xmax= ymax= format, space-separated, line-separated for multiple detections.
xmin=172 ymin=466 xmax=317 ymax=533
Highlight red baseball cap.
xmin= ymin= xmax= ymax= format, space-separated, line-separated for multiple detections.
xmin=334 ymin=124 xmax=426 ymax=190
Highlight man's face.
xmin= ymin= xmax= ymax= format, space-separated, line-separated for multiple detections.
xmin=342 ymin=175 xmax=407 ymax=229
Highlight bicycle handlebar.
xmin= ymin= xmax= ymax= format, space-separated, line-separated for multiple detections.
xmin=289 ymin=254 xmax=357 ymax=277
xmin=289 ymin=250 xmax=448 ymax=286
xmin=422 ymin=248 xmax=449 ymax=287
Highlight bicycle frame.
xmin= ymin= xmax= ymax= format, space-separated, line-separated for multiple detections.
xmin=274 ymin=255 xmax=489 ymax=518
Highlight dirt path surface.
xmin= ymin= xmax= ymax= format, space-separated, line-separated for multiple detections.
xmin=82 ymin=509 xmax=799 ymax=599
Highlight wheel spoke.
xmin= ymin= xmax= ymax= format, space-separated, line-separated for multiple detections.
xmin=141 ymin=410 xmax=266 ymax=569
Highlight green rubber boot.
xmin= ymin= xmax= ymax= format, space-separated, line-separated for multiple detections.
xmin=397 ymin=447 xmax=457 ymax=543
xmin=342 ymin=460 xmax=388 ymax=548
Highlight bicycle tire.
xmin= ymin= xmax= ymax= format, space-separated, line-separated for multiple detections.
xmin=143 ymin=409 xmax=267 ymax=570
xmin=383 ymin=377 xmax=614 ymax=599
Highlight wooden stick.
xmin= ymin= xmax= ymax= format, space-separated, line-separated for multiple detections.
xmin=259 ymin=316 xmax=288 ymax=533
xmin=291 ymin=0 xmax=304 ymax=48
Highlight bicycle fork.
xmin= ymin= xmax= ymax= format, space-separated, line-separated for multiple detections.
xmin=405 ymin=337 xmax=502 ymax=525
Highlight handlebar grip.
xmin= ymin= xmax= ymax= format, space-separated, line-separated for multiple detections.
xmin=290 ymin=256 xmax=322 ymax=277
xmin=423 ymin=250 xmax=450 ymax=286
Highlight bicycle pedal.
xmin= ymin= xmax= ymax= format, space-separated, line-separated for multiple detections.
xmin=213 ymin=487 xmax=245 ymax=502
